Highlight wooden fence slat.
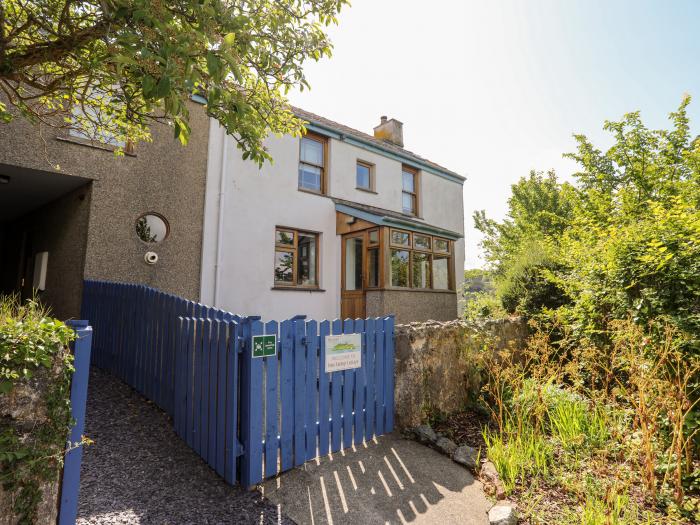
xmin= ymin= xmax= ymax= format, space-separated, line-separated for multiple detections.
xmin=215 ymin=320 xmax=227 ymax=478
xmin=318 ymin=320 xmax=330 ymax=457
xmin=374 ymin=319 xmax=385 ymax=436
xmin=207 ymin=319 xmax=219 ymax=470
xmin=224 ymin=321 xmax=239 ymax=485
xmin=364 ymin=318 xmax=376 ymax=441
xmin=279 ymin=320 xmax=294 ymax=472
xmin=200 ymin=319 xmax=211 ymax=464
xmin=330 ymin=319 xmax=342 ymax=453
xmin=305 ymin=320 xmax=318 ymax=462
xmin=293 ymin=318 xmax=306 ymax=467
xmin=264 ymin=320 xmax=279 ymax=478
xmin=354 ymin=318 xmax=366 ymax=445
xmin=383 ymin=316 xmax=395 ymax=433
xmin=341 ymin=319 xmax=355 ymax=450
xmin=241 ymin=318 xmax=264 ymax=486
xmin=192 ymin=319 xmax=203 ymax=455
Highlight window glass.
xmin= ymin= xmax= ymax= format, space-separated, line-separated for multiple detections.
xmin=414 ymin=235 xmax=431 ymax=251
xmin=274 ymin=251 xmax=294 ymax=283
xmin=136 ymin=213 xmax=168 ymax=243
xmin=402 ymin=170 xmax=415 ymax=192
xmin=300 ymin=137 xmax=324 ymax=165
xmin=434 ymin=238 xmax=449 ymax=253
xmin=412 ymin=252 xmax=431 ymax=288
xmin=345 ymin=237 xmax=363 ymax=291
xmin=299 ymin=164 xmax=322 ymax=192
xmin=367 ymin=247 xmax=379 ymax=288
xmin=298 ymin=233 xmax=317 ymax=285
xmin=276 ymin=230 xmax=295 ymax=246
xmin=402 ymin=192 xmax=415 ymax=215
xmin=391 ymin=230 xmax=410 ymax=246
xmin=432 ymin=254 xmax=450 ymax=290
xmin=356 ymin=162 xmax=371 ymax=189
xmin=368 ymin=229 xmax=379 ymax=245
xmin=274 ymin=228 xmax=318 ymax=287
xmin=391 ymin=250 xmax=409 ymax=287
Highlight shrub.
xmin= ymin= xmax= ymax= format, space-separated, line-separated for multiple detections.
xmin=0 ymin=294 xmax=75 ymax=523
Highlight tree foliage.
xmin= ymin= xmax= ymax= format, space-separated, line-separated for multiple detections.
xmin=0 ymin=0 xmax=347 ymax=162
xmin=475 ymin=97 xmax=700 ymax=353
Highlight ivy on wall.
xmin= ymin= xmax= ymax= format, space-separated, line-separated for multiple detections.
xmin=0 ymin=296 xmax=76 ymax=523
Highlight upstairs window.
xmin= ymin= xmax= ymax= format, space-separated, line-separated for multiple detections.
xmin=274 ymin=227 xmax=319 ymax=288
xmin=402 ymin=166 xmax=419 ymax=215
xmin=299 ymin=133 xmax=327 ymax=193
xmin=356 ymin=160 xmax=374 ymax=191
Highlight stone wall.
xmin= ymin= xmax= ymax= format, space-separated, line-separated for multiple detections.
xmin=366 ymin=289 xmax=457 ymax=324
xmin=393 ymin=317 xmax=528 ymax=429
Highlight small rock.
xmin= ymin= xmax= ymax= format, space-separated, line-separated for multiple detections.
xmin=435 ymin=436 xmax=457 ymax=456
xmin=452 ymin=445 xmax=478 ymax=470
xmin=480 ymin=461 xmax=506 ymax=500
xmin=413 ymin=424 xmax=437 ymax=444
xmin=488 ymin=503 xmax=517 ymax=525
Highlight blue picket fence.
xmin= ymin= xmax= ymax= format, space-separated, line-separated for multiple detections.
xmin=81 ymin=280 xmax=395 ymax=487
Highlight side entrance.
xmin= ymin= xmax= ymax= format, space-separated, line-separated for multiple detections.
xmin=340 ymin=227 xmax=382 ymax=319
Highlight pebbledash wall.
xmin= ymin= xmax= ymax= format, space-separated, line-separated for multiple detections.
xmin=199 ymin=121 xmax=466 ymax=322
xmin=0 ymin=99 xmax=209 ymax=319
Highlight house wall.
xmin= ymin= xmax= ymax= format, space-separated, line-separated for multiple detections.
xmin=201 ymin=123 xmax=465 ymax=321
xmin=0 ymin=100 xmax=210 ymax=315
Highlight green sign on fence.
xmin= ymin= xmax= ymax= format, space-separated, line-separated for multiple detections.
xmin=252 ymin=334 xmax=277 ymax=358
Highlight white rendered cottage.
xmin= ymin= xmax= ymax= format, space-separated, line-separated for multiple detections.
xmin=199 ymin=109 xmax=465 ymax=323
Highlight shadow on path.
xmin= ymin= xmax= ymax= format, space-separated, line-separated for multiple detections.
xmin=77 ymin=368 xmax=292 ymax=525
xmin=263 ymin=433 xmax=490 ymax=525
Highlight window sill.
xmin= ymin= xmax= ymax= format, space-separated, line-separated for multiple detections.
xmin=356 ymin=187 xmax=378 ymax=194
xmin=56 ymin=136 xmax=137 ymax=156
xmin=271 ymin=286 xmax=326 ymax=293
xmin=298 ymin=187 xmax=328 ymax=197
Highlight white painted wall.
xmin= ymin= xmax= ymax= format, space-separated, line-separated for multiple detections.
xmin=200 ymin=121 xmax=465 ymax=321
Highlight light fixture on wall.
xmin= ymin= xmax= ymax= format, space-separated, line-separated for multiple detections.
xmin=0 ymin=175 xmax=10 ymax=184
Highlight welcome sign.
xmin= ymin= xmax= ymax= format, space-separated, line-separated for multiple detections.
xmin=324 ymin=333 xmax=362 ymax=373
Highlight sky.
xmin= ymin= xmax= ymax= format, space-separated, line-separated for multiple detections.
xmin=288 ymin=0 xmax=700 ymax=268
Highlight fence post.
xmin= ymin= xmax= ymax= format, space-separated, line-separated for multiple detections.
xmin=239 ymin=316 xmax=263 ymax=488
xmin=58 ymin=320 xmax=93 ymax=525
xmin=383 ymin=315 xmax=395 ymax=433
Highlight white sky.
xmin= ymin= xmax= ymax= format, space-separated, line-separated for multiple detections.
xmin=288 ymin=0 xmax=700 ymax=268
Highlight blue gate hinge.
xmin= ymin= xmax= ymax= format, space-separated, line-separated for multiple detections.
xmin=236 ymin=443 xmax=245 ymax=457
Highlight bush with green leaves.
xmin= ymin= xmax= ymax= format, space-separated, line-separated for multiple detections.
xmin=0 ymin=295 xmax=75 ymax=523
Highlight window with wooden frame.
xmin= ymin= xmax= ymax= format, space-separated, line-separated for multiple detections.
xmin=299 ymin=132 xmax=327 ymax=194
xmin=389 ymin=228 xmax=453 ymax=290
xmin=401 ymin=166 xmax=419 ymax=215
xmin=356 ymin=160 xmax=374 ymax=191
xmin=274 ymin=227 xmax=320 ymax=288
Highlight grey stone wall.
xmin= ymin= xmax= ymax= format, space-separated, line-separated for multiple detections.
xmin=393 ymin=318 xmax=528 ymax=429
xmin=0 ymin=99 xmax=210 ymax=312
xmin=366 ymin=289 xmax=457 ymax=324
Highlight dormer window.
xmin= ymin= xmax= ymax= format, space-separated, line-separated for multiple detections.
xmin=299 ymin=132 xmax=327 ymax=194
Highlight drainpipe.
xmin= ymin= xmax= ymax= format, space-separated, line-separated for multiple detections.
xmin=213 ymin=128 xmax=228 ymax=307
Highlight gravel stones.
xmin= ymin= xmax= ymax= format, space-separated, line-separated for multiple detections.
xmin=76 ymin=368 xmax=293 ymax=525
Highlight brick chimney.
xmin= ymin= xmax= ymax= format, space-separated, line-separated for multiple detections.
xmin=373 ymin=116 xmax=404 ymax=148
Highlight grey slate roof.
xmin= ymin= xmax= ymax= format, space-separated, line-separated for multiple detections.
xmin=333 ymin=197 xmax=463 ymax=240
xmin=292 ymin=106 xmax=465 ymax=181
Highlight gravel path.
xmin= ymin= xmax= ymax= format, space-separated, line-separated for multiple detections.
xmin=77 ymin=368 xmax=294 ymax=525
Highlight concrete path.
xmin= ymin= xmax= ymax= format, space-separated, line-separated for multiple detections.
xmin=262 ymin=433 xmax=490 ymax=525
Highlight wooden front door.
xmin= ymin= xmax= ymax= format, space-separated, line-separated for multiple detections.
xmin=341 ymin=233 xmax=366 ymax=319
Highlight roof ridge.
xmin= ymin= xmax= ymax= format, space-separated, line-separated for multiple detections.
xmin=290 ymin=106 xmax=464 ymax=181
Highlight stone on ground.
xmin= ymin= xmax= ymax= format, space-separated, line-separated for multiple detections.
xmin=452 ymin=445 xmax=478 ymax=470
xmin=488 ymin=503 xmax=517 ymax=525
xmin=413 ymin=424 xmax=437 ymax=444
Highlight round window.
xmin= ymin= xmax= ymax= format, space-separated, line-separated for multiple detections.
xmin=135 ymin=213 xmax=169 ymax=243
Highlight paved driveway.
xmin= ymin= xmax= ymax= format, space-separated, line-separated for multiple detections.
xmin=77 ymin=369 xmax=292 ymax=525
xmin=262 ymin=433 xmax=490 ymax=525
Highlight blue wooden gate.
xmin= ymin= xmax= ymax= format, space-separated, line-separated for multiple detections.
xmin=81 ymin=280 xmax=395 ymax=487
